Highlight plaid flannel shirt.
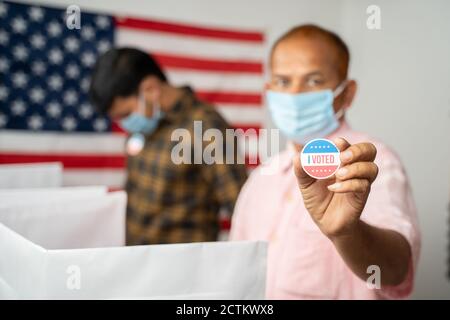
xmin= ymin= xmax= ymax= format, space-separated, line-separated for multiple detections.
xmin=126 ymin=87 xmax=248 ymax=245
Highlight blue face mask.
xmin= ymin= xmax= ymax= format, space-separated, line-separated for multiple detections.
xmin=266 ymin=81 xmax=347 ymax=144
xmin=120 ymin=93 xmax=162 ymax=135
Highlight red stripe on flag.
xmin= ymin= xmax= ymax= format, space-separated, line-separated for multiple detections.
xmin=115 ymin=17 xmax=264 ymax=43
xmin=196 ymin=91 xmax=262 ymax=105
xmin=153 ymin=53 xmax=262 ymax=74
xmin=0 ymin=153 xmax=126 ymax=169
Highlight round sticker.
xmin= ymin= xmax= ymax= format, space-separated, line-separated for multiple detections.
xmin=126 ymin=133 xmax=145 ymax=156
xmin=301 ymin=139 xmax=341 ymax=179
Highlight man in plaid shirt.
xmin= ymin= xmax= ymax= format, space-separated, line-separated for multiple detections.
xmin=90 ymin=48 xmax=247 ymax=244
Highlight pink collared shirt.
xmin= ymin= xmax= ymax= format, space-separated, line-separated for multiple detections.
xmin=230 ymin=122 xmax=420 ymax=299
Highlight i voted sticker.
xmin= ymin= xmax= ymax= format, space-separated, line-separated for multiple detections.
xmin=301 ymin=139 xmax=340 ymax=179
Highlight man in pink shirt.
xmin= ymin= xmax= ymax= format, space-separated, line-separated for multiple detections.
xmin=230 ymin=24 xmax=420 ymax=299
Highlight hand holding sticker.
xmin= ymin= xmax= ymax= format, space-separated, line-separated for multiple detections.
xmin=294 ymin=137 xmax=379 ymax=239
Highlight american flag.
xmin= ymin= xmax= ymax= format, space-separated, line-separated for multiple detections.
xmin=0 ymin=1 xmax=265 ymax=189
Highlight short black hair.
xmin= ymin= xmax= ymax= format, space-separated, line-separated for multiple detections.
xmin=89 ymin=47 xmax=167 ymax=114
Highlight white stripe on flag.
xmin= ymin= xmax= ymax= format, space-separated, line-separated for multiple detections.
xmin=0 ymin=130 xmax=125 ymax=154
xmin=116 ymin=28 xmax=265 ymax=61
xmin=216 ymin=105 xmax=265 ymax=124
xmin=63 ymin=169 xmax=126 ymax=188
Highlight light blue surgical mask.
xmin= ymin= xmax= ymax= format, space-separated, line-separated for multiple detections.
xmin=121 ymin=93 xmax=163 ymax=155
xmin=120 ymin=93 xmax=162 ymax=135
xmin=266 ymin=81 xmax=347 ymax=144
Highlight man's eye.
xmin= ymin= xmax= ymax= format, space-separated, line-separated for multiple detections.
xmin=274 ymin=78 xmax=290 ymax=87
xmin=306 ymin=78 xmax=324 ymax=87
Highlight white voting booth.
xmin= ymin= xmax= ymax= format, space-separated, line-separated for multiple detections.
xmin=0 ymin=165 xmax=267 ymax=299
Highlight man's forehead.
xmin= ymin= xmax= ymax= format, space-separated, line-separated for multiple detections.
xmin=271 ymin=36 xmax=342 ymax=75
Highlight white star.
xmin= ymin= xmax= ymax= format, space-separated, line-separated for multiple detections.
xmin=81 ymin=51 xmax=96 ymax=67
xmin=47 ymin=21 xmax=62 ymax=37
xmin=63 ymin=89 xmax=78 ymax=106
xmin=0 ymin=3 xmax=8 ymax=18
xmin=30 ymin=86 xmax=45 ymax=104
xmin=29 ymin=7 xmax=44 ymax=22
xmin=49 ymin=48 xmax=63 ymax=64
xmin=48 ymin=74 xmax=63 ymax=91
xmin=0 ymin=113 xmax=7 ymax=128
xmin=28 ymin=114 xmax=44 ymax=130
xmin=79 ymin=103 xmax=93 ymax=119
xmin=0 ymin=86 xmax=9 ymax=101
xmin=95 ymin=16 xmax=110 ymax=29
xmin=93 ymin=118 xmax=108 ymax=132
xmin=62 ymin=116 xmax=77 ymax=131
xmin=12 ymin=71 xmax=28 ymax=88
xmin=81 ymin=26 xmax=95 ymax=40
xmin=11 ymin=99 xmax=27 ymax=115
xmin=30 ymin=33 xmax=45 ymax=49
xmin=81 ymin=77 xmax=90 ymax=92
xmin=13 ymin=44 xmax=29 ymax=61
xmin=0 ymin=30 xmax=9 ymax=45
xmin=66 ymin=63 xmax=80 ymax=79
xmin=11 ymin=16 xmax=27 ymax=34
xmin=64 ymin=36 xmax=79 ymax=53
xmin=97 ymin=39 xmax=111 ymax=53
xmin=0 ymin=57 xmax=10 ymax=72
xmin=32 ymin=60 xmax=46 ymax=76
xmin=46 ymin=101 xmax=62 ymax=118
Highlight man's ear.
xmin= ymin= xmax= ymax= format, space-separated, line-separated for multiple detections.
xmin=139 ymin=75 xmax=161 ymax=103
xmin=342 ymin=79 xmax=357 ymax=109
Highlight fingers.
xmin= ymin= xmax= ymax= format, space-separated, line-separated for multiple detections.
xmin=327 ymin=178 xmax=371 ymax=193
xmin=335 ymin=162 xmax=379 ymax=183
xmin=333 ymin=138 xmax=377 ymax=165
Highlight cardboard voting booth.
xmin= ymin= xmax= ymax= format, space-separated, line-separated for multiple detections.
xmin=0 ymin=186 xmax=267 ymax=299
xmin=0 ymin=162 xmax=63 ymax=189
xmin=0 ymin=189 xmax=126 ymax=249
xmin=0 ymin=224 xmax=267 ymax=299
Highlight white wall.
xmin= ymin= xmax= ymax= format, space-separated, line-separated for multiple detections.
xmin=17 ymin=0 xmax=450 ymax=298
xmin=340 ymin=0 xmax=450 ymax=299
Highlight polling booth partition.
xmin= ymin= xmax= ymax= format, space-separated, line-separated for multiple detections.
xmin=0 ymin=169 xmax=268 ymax=299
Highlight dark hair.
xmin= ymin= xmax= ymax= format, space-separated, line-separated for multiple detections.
xmin=270 ymin=24 xmax=350 ymax=80
xmin=89 ymin=47 xmax=167 ymax=114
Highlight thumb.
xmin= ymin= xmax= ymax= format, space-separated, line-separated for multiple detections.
xmin=293 ymin=152 xmax=316 ymax=189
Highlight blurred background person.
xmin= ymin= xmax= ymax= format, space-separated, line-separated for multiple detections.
xmin=89 ymin=48 xmax=247 ymax=244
